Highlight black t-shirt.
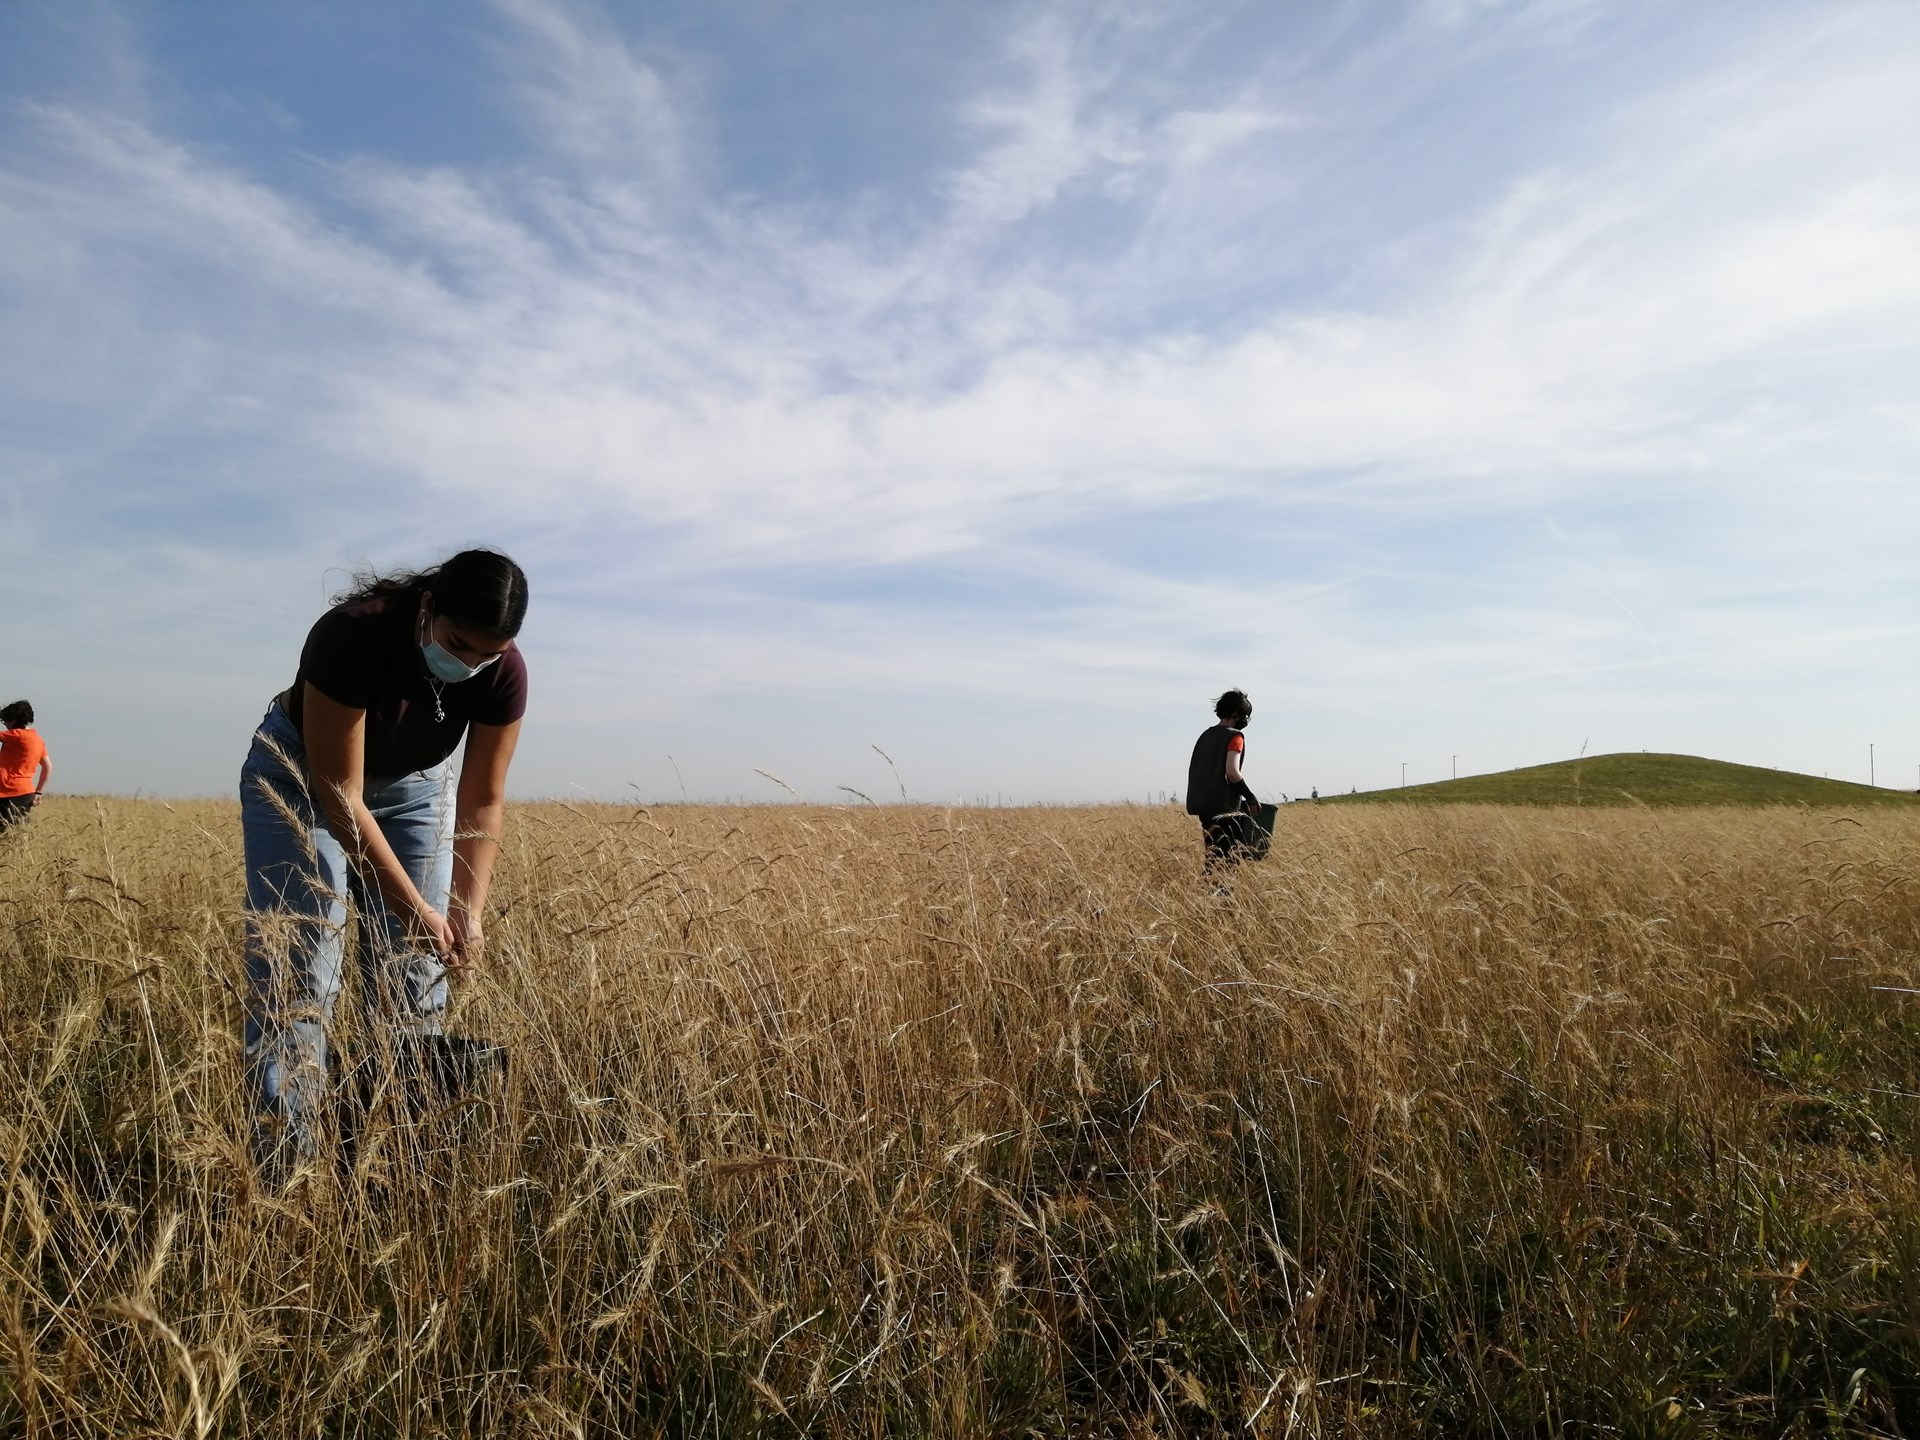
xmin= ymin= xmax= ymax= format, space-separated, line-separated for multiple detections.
xmin=1186 ymin=724 xmax=1248 ymax=818
xmin=286 ymin=595 xmax=529 ymax=776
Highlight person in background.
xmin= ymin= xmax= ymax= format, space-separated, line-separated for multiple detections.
xmin=1185 ymin=689 xmax=1259 ymax=866
xmin=0 ymin=701 xmax=51 ymax=831
xmin=241 ymin=549 xmax=529 ymax=1168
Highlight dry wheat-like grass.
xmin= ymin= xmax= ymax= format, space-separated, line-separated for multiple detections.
xmin=1 ymin=796 xmax=1916 ymax=1437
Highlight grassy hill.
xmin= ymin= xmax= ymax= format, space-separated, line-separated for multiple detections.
xmin=1320 ymin=752 xmax=1920 ymax=808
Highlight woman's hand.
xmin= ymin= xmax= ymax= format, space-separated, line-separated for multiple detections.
xmin=414 ymin=906 xmax=458 ymax=963
xmin=446 ymin=903 xmax=484 ymax=971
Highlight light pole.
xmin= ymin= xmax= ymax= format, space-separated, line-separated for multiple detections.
xmin=1401 ymin=762 xmax=1407 ymax=789
xmin=1452 ymin=755 xmax=1458 ymax=779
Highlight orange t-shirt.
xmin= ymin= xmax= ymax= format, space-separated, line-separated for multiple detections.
xmin=0 ymin=728 xmax=47 ymax=798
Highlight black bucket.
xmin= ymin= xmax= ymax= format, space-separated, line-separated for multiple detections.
xmin=394 ymin=1032 xmax=509 ymax=1103
xmin=1222 ymin=803 xmax=1278 ymax=860
xmin=334 ymin=1032 xmax=507 ymax=1173
xmin=1249 ymin=801 xmax=1278 ymax=859
xmin=352 ymin=1033 xmax=506 ymax=1109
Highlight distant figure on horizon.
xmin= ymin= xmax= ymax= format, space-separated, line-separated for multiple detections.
xmin=1185 ymin=689 xmax=1260 ymax=866
xmin=0 ymin=701 xmax=51 ymax=831
xmin=240 ymin=549 xmax=529 ymax=1173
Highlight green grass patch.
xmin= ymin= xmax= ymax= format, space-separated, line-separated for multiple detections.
xmin=1321 ymin=752 xmax=1920 ymax=808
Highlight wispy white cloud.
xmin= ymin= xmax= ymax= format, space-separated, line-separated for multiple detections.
xmin=484 ymin=0 xmax=692 ymax=181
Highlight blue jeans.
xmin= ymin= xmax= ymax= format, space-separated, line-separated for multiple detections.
xmin=240 ymin=700 xmax=453 ymax=1158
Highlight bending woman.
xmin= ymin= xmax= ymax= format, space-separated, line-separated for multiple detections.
xmin=241 ymin=549 xmax=528 ymax=1163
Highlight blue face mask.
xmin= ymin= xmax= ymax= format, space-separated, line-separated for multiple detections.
xmin=420 ymin=614 xmax=500 ymax=684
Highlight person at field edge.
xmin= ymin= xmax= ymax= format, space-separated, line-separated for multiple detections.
xmin=0 ymin=701 xmax=52 ymax=831
xmin=240 ymin=549 xmax=529 ymax=1167
xmin=1185 ymin=690 xmax=1259 ymax=866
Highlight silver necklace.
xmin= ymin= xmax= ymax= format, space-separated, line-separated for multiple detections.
xmin=420 ymin=605 xmax=448 ymax=722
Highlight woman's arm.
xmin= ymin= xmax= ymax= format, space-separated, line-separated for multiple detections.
xmin=448 ymin=719 xmax=521 ymax=969
xmin=32 ymin=754 xmax=50 ymax=804
xmin=302 ymin=682 xmax=454 ymax=956
xmin=1223 ymin=738 xmax=1256 ymax=808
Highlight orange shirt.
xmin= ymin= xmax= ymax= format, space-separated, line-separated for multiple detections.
xmin=0 ymin=727 xmax=47 ymax=798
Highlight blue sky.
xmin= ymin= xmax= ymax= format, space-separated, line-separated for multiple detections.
xmin=3 ymin=0 xmax=1918 ymax=802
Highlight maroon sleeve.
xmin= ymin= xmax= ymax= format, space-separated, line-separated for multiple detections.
xmin=298 ymin=606 xmax=380 ymax=710
xmin=469 ymin=645 xmax=528 ymax=726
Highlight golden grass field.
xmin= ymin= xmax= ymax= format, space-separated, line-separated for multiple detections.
xmin=2 ymin=796 xmax=1917 ymax=1437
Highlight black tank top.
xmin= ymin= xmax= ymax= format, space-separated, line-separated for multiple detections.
xmin=1186 ymin=726 xmax=1240 ymax=817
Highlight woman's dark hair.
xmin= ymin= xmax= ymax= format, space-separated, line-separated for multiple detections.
xmin=1213 ymin=689 xmax=1251 ymax=722
xmin=1 ymin=701 xmax=33 ymax=728
xmin=335 ymin=549 xmax=529 ymax=638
